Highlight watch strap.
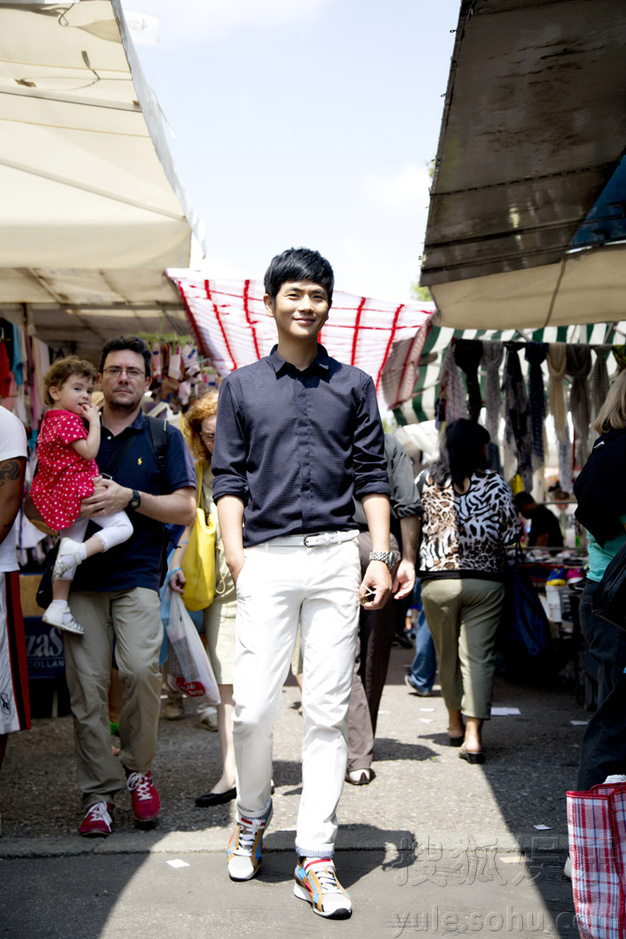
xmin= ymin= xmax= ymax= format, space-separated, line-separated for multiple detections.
xmin=368 ymin=550 xmax=396 ymax=571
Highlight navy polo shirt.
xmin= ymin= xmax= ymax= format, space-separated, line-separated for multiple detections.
xmin=72 ymin=411 xmax=195 ymax=593
xmin=212 ymin=344 xmax=390 ymax=547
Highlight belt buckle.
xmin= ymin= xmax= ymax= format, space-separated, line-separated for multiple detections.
xmin=304 ymin=532 xmax=333 ymax=547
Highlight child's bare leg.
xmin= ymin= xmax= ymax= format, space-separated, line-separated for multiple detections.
xmin=51 ymin=578 xmax=71 ymax=604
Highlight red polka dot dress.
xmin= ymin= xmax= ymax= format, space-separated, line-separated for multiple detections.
xmin=31 ymin=409 xmax=99 ymax=532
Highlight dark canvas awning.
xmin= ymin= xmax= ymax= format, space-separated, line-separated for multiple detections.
xmin=420 ymin=0 xmax=626 ymax=329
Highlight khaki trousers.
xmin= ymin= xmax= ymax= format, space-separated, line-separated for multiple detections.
xmin=65 ymin=588 xmax=163 ymax=807
xmin=420 ymin=578 xmax=505 ymax=720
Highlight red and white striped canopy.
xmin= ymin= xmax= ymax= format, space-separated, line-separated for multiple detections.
xmin=168 ymin=273 xmax=436 ymax=410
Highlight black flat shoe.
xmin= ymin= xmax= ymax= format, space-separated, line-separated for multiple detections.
xmin=448 ymin=735 xmax=464 ymax=748
xmin=459 ymin=744 xmax=485 ymax=765
xmin=195 ymin=787 xmax=237 ymax=807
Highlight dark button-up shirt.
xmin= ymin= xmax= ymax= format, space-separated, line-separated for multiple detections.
xmin=212 ymin=345 xmax=390 ymax=547
xmin=72 ymin=411 xmax=195 ymax=593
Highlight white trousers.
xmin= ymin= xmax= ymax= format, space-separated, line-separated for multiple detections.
xmin=62 ymin=511 xmax=132 ymax=553
xmin=233 ymin=535 xmax=361 ymax=858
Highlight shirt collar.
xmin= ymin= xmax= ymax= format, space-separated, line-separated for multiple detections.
xmin=268 ymin=344 xmax=331 ymax=377
xmin=101 ymin=408 xmax=146 ymax=436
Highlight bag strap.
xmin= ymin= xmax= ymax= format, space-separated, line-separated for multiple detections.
xmin=195 ymin=461 xmax=205 ymax=513
xmin=99 ymin=431 xmax=140 ymax=478
xmin=145 ymin=415 xmax=169 ymax=471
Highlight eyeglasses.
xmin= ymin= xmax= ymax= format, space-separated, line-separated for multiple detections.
xmin=199 ymin=432 xmax=215 ymax=441
xmin=102 ymin=366 xmax=146 ymax=381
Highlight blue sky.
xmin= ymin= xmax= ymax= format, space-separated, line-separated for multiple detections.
xmin=122 ymin=0 xmax=460 ymax=302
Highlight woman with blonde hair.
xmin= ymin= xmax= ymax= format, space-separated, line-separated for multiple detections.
xmin=573 ymin=368 xmax=626 ymax=789
xmin=170 ymin=390 xmax=237 ymax=805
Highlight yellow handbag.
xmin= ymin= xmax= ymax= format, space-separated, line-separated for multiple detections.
xmin=181 ymin=462 xmax=216 ymax=612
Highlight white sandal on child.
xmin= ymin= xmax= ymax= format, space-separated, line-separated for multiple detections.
xmin=42 ymin=603 xmax=84 ymax=635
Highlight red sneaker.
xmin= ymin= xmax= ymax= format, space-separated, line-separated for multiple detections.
xmin=79 ymin=801 xmax=113 ymax=837
xmin=126 ymin=771 xmax=161 ymax=823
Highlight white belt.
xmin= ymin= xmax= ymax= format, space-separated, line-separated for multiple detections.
xmin=262 ymin=530 xmax=359 ymax=549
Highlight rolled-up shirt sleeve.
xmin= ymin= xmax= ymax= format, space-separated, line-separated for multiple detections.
xmin=352 ymin=374 xmax=391 ymax=501
xmin=212 ymin=379 xmax=249 ymax=505
xmin=387 ymin=436 xmax=422 ymax=518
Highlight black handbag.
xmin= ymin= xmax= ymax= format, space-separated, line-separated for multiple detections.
xmin=36 ymin=541 xmax=59 ymax=610
xmin=590 ymin=541 xmax=626 ymax=632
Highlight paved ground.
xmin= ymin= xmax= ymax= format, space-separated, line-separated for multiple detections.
xmin=0 ymin=645 xmax=584 ymax=938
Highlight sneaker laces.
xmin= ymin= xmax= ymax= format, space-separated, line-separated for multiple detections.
xmin=127 ymin=772 xmax=153 ymax=802
xmin=234 ymin=815 xmax=266 ymax=856
xmin=87 ymin=802 xmax=111 ymax=824
xmin=306 ymin=860 xmax=341 ymax=894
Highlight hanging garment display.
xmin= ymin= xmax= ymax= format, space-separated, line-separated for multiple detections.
xmin=481 ymin=341 xmax=504 ymax=443
xmin=525 ymin=343 xmax=548 ymax=470
xmin=547 ymin=344 xmax=569 ymax=444
xmin=590 ymin=346 xmax=611 ymax=424
xmin=503 ymin=344 xmax=533 ymax=491
xmin=566 ymin=344 xmax=593 ymax=466
xmin=454 ymin=339 xmax=484 ymax=422
xmin=438 ymin=344 xmax=469 ymax=424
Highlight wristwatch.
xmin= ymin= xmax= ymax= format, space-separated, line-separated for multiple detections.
xmin=128 ymin=489 xmax=142 ymax=511
xmin=368 ymin=550 xmax=396 ymax=571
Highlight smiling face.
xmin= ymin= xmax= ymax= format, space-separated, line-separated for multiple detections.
xmin=264 ymin=280 xmax=330 ymax=343
xmin=49 ymin=373 xmax=94 ymax=415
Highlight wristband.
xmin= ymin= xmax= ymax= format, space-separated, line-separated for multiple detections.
xmin=169 ymin=567 xmax=182 ymax=575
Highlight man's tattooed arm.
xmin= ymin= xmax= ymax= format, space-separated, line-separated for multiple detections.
xmin=0 ymin=457 xmax=26 ymax=547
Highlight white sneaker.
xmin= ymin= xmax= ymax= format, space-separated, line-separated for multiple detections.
xmin=42 ymin=603 xmax=84 ymax=635
xmin=294 ymin=857 xmax=352 ymax=919
xmin=226 ymin=801 xmax=273 ymax=881
xmin=563 ymin=856 xmax=571 ymax=879
xmin=346 ymin=768 xmax=372 ymax=786
xmin=53 ymin=538 xmax=84 ymax=581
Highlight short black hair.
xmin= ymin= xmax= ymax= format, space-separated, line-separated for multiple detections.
xmin=99 ymin=335 xmax=151 ymax=376
xmin=264 ymin=247 xmax=334 ymax=307
xmin=513 ymin=492 xmax=535 ymax=510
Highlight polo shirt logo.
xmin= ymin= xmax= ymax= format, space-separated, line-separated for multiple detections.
xmin=138 ymin=458 xmax=143 ymax=464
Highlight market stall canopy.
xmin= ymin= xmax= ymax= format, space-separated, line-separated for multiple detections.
xmin=420 ymin=0 xmax=626 ymax=330
xmin=167 ymin=272 xmax=436 ymax=410
xmin=0 ymin=0 xmax=204 ymax=354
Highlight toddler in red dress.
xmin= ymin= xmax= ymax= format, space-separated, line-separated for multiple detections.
xmin=31 ymin=356 xmax=133 ymax=635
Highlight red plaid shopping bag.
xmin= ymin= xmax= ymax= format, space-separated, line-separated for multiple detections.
xmin=567 ymin=782 xmax=626 ymax=939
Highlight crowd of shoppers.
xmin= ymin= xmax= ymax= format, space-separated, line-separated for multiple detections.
xmin=4 ymin=245 xmax=616 ymax=922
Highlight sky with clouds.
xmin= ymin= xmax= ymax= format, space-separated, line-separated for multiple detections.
xmin=122 ymin=0 xmax=460 ymax=302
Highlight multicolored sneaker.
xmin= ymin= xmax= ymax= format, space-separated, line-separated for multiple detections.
xmin=79 ymin=801 xmax=113 ymax=837
xmin=126 ymin=771 xmax=161 ymax=824
xmin=294 ymin=857 xmax=352 ymax=919
xmin=546 ymin=566 xmax=566 ymax=586
xmin=226 ymin=801 xmax=273 ymax=881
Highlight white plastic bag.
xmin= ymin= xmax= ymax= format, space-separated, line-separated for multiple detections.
xmin=165 ymin=589 xmax=220 ymax=704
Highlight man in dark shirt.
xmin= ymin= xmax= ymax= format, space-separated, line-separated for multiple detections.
xmin=346 ymin=433 xmax=421 ymax=784
xmin=212 ymin=247 xmax=392 ymax=919
xmin=64 ymin=336 xmax=195 ymax=837
xmin=513 ymin=492 xmax=563 ymax=547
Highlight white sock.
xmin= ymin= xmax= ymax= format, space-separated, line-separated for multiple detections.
xmin=77 ymin=544 xmax=87 ymax=561
xmin=51 ymin=600 xmax=67 ymax=608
